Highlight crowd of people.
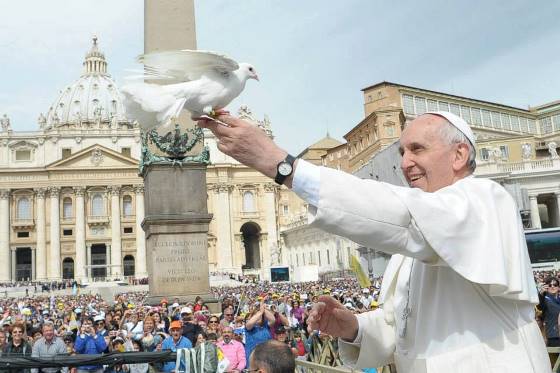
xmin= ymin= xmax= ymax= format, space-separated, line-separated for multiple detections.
xmin=0 ymin=276 xmax=383 ymax=372
xmin=0 ymin=270 xmax=553 ymax=371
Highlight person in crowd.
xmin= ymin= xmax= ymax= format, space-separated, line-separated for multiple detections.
xmin=244 ymin=301 xmax=274 ymax=367
xmin=31 ymin=322 xmax=69 ymax=373
xmin=0 ymin=330 xmax=7 ymax=351
xmin=180 ymin=307 xmax=202 ymax=346
xmin=220 ymin=305 xmax=235 ymax=328
xmin=207 ymin=315 xmax=222 ymax=336
xmin=124 ymin=337 xmax=148 ymax=373
xmin=74 ymin=317 xmax=107 ymax=373
xmin=160 ymin=320 xmax=192 ymax=373
xmin=199 ymin=111 xmax=549 ymax=372
xmin=216 ymin=326 xmax=246 ymax=372
xmin=3 ymin=322 xmax=32 ymax=373
xmin=193 ymin=296 xmax=204 ymax=312
xmin=195 ymin=331 xmax=207 ymax=346
xmin=139 ymin=315 xmax=162 ymax=352
xmin=538 ymin=276 xmax=560 ymax=347
xmin=248 ymin=340 xmax=295 ymax=373
xmin=151 ymin=311 xmax=168 ymax=333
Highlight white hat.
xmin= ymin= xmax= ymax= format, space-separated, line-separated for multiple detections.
xmin=42 ymin=309 xmax=49 ymax=315
xmin=424 ymin=111 xmax=476 ymax=148
xmin=93 ymin=315 xmax=105 ymax=323
xmin=180 ymin=306 xmax=192 ymax=314
xmin=362 ymin=288 xmax=370 ymax=294
xmin=344 ymin=302 xmax=355 ymax=310
xmin=171 ymin=302 xmax=180 ymax=308
xmin=74 ymin=308 xmax=82 ymax=314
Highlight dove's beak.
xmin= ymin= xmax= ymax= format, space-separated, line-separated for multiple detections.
xmin=253 ymin=74 xmax=260 ymax=82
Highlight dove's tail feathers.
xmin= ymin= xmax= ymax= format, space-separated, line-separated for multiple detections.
xmin=157 ymin=98 xmax=188 ymax=128
xmin=121 ymin=83 xmax=178 ymax=130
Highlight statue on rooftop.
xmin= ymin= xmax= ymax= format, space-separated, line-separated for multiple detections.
xmin=1 ymin=114 xmax=11 ymax=132
xmin=548 ymin=141 xmax=559 ymax=159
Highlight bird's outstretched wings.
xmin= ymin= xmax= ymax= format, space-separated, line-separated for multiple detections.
xmin=136 ymin=49 xmax=239 ymax=82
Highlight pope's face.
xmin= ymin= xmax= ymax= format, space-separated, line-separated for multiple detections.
xmin=400 ymin=115 xmax=459 ymax=192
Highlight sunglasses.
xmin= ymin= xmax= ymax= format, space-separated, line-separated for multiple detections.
xmin=208 ymin=320 xmax=219 ymax=324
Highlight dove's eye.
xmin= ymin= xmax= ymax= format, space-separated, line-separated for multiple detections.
xmin=249 ymin=67 xmax=254 ymax=72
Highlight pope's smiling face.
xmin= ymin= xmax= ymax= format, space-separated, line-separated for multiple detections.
xmin=399 ymin=115 xmax=464 ymax=192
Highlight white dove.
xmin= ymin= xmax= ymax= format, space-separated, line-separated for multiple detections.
xmin=121 ymin=49 xmax=259 ymax=130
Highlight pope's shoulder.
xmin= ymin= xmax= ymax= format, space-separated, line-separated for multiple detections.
xmin=454 ymin=176 xmax=515 ymax=200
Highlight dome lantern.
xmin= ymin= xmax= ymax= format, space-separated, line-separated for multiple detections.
xmin=83 ymin=36 xmax=108 ymax=76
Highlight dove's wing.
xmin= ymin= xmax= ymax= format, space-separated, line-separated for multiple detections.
xmin=137 ymin=49 xmax=239 ymax=82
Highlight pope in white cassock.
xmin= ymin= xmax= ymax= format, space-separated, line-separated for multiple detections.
xmin=198 ymin=111 xmax=550 ymax=372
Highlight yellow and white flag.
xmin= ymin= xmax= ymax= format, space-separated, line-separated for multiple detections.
xmin=349 ymin=254 xmax=371 ymax=288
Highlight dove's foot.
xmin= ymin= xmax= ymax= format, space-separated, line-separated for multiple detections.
xmin=199 ymin=115 xmax=230 ymax=127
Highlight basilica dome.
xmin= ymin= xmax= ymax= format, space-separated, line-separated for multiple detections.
xmin=41 ymin=37 xmax=131 ymax=130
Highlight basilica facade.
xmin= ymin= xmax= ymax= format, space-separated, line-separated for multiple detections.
xmin=0 ymin=39 xmax=286 ymax=283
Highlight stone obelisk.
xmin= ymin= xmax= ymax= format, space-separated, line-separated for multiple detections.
xmin=143 ymin=0 xmax=217 ymax=310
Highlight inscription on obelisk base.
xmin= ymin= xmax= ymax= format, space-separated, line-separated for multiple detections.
xmin=142 ymin=164 xmax=219 ymax=312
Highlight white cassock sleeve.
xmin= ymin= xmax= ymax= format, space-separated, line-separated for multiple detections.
xmin=292 ymin=159 xmax=437 ymax=263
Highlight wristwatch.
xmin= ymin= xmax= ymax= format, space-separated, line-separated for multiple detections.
xmin=274 ymin=154 xmax=296 ymax=185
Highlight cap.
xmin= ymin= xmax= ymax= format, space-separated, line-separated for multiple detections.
xmin=424 ymin=111 xmax=476 ymax=148
xmin=112 ymin=337 xmax=125 ymax=344
xmin=362 ymin=288 xmax=370 ymax=294
xmin=171 ymin=302 xmax=180 ymax=308
xmin=180 ymin=307 xmax=192 ymax=314
xmin=93 ymin=315 xmax=105 ymax=323
xmin=169 ymin=320 xmax=183 ymax=330
xmin=42 ymin=309 xmax=49 ymax=315
xmin=344 ymin=302 xmax=355 ymax=310
xmin=74 ymin=308 xmax=82 ymax=314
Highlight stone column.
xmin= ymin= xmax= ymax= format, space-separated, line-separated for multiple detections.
xmin=134 ymin=185 xmax=147 ymax=278
xmin=31 ymin=248 xmax=36 ymax=280
xmin=529 ymin=195 xmax=542 ymax=229
xmin=35 ymin=188 xmax=47 ymax=280
xmin=109 ymin=186 xmax=122 ymax=277
xmin=214 ymin=183 xmax=234 ymax=271
xmin=0 ymin=189 xmax=10 ymax=282
xmin=74 ymin=187 xmax=87 ymax=282
xmin=11 ymin=249 xmax=16 ymax=281
xmin=86 ymin=244 xmax=92 ymax=280
xmin=263 ymin=183 xmax=279 ymax=276
xmin=555 ymin=192 xmax=560 ymax=228
xmin=48 ymin=187 xmax=61 ymax=280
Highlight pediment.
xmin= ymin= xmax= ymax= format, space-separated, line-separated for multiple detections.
xmin=46 ymin=144 xmax=138 ymax=170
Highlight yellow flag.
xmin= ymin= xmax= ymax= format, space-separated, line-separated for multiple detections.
xmin=349 ymin=254 xmax=371 ymax=288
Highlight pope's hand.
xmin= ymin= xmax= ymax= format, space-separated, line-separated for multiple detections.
xmin=197 ymin=115 xmax=288 ymax=182
xmin=307 ymin=296 xmax=359 ymax=342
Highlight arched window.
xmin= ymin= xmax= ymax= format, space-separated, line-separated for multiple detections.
xmin=17 ymin=197 xmax=31 ymax=219
xmin=122 ymin=195 xmax=133 ymax=217
xmin=123 ymin=255 xmax=135 ymax=276
xmin=242 ymin=191 xmax=255 ymax=212
xmin=92 ymin=193 xmax=104 ymax=216
xmin=63 ymin=197 xmax=73 ymax=218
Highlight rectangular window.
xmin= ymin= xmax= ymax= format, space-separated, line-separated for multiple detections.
xmin=471 ymin=108 xmax=482 ymax=125
xmin=501 ymin=113 xmax=511 ymax=131
xmin=460 ymin=106 xmax=471 ymax=123
xmin=480 ymin=148 xmax=489 ymax=161
xmin=449 ymin=103 xmax=461 ymax=117
xmin=327 ymin=249 xmax=331 ymax=265
xmin=553 ymin=115 xmax=560 ymax=131
xmin=500 ymin=145 xmax=509 ymax=159
xmin=15 ymin=150 xmax=31 ymax=161
xmin=402 ymin=94 xmax=415 ymax=114
xmin=63 ymin=229 xmax=73 ymax=236
xmin=414 ymin=97 xmax=427 ymax=115
xmin=121 ymin=147 xmax=131 ymax=157
xmin=296 ymin=254 xmax=299 ymax=266
xmin=491 ymin=112 xmax=502 ymax=129
xmin=62 ymin=148 xmax=72 ymax=159
xmin=540 ymin=116 xmax=553 ymax=134
xmin=17 ymin=231 xmax=29 ymax=238
xmin=519 ymin=117 xmax=528 ymax=132
xmin=427 ymin=99 xmax=438 ymax=112
xmin=438 ymin=101 xmax=450 ymax=112
xmin=511 ymin=116 xmax=520 ymax=132
xmin=482 ymin=110 xmax=492 ymax=127
xmin=317 ymin=250 xmax=321 ymax=266
xmin=123 ymin=227 xmax=133 ymax=234
xmin=528 ymin=119 xmax=537 ymax=134
xmin=283 ymin=205 xmax=289 ymax=215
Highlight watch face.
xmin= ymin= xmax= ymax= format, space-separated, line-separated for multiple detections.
xmin=278 ymin=162 xmax=293 ymax=176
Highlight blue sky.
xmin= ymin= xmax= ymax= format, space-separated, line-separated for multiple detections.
xmin=1 ymin=1 xmax=559 ymax=154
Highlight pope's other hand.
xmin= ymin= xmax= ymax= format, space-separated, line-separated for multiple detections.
xmin=307 ymin=295 xmax=359 ymax=341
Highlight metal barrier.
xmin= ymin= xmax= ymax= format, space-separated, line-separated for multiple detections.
xmin=548 ymin=347 xmax=560 ymax=372
xmin=295 ymin=360 xmax=393 ymax=373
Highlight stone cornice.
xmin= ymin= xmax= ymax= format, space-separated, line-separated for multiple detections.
xmin=73 ymin=186 xmax=86 ymax=197
xmin=108 ymin=185 xmax=121 ymax=196
xmin=34 ymin=188 xmax=47 ymax=199
xmin=133 ymin=185 xmax=144 ymax=194
xmin=0 ymin=189 xmax=10 ymax=199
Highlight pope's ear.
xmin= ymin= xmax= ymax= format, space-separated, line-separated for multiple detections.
xmin=452 ymin=143 xmax=470 ymax=172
